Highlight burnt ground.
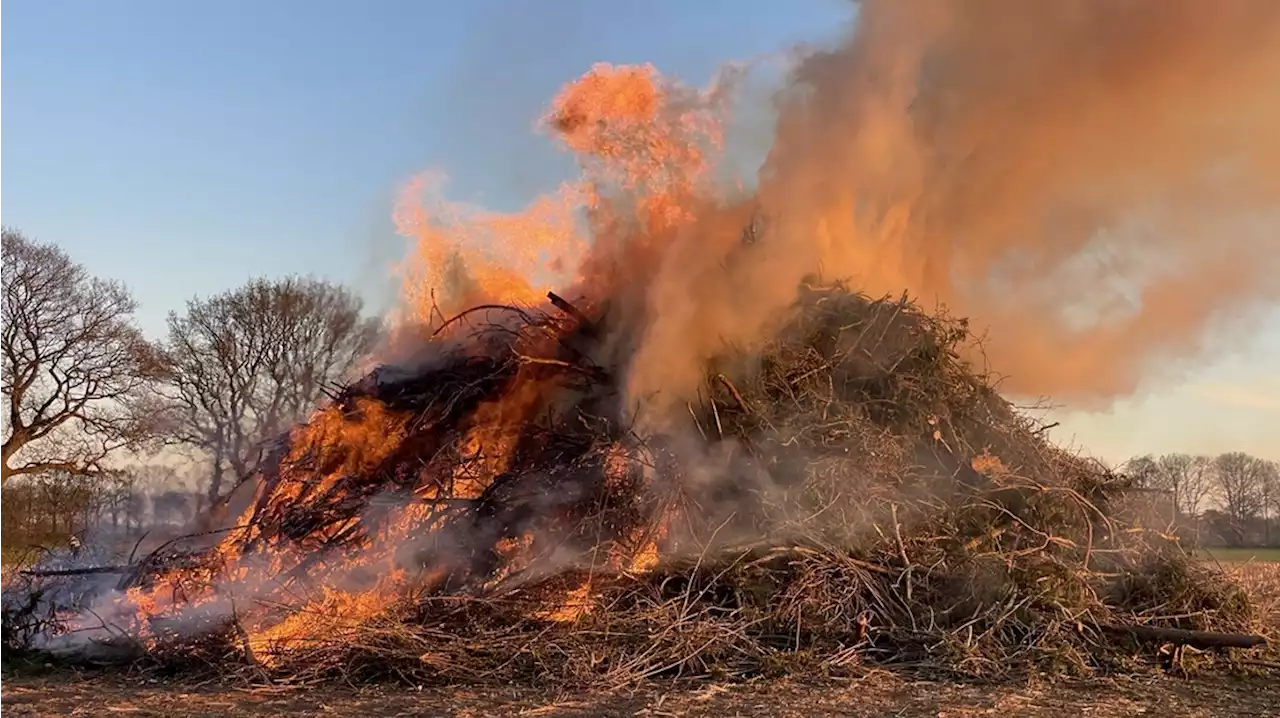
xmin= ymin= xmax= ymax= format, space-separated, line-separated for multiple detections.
xmin=3 ymin=670 xmax=1279 ymax=717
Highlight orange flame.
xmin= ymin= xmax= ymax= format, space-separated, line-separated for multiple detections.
xmin=394 ymin=62 xmax=728 ymax=326
xmin=90 ymin=60 xmax=724 ymax=665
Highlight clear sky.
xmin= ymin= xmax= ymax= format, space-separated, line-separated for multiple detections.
xmin=3 ymin=0 xmax=1276 ymax=464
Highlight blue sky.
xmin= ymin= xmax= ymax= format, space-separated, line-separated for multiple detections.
xmin=3 ymin=0 xmax=851 ymax=330
xmin=3 ymin=0 xmax=1276 ymax=463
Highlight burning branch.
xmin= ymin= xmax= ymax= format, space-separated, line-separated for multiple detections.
xmin=546 ymin=292 xmax=599 ymax=338
xmin=4 ymin=285 xmax=1270 ymax=687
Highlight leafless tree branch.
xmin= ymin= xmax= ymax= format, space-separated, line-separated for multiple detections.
xmin=1 ymin=229 xmax=164 ymax=485
xmin=156 ymin=275 xmax=380 ymax=504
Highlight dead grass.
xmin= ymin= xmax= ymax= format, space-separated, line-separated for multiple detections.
xmin=4 ymin=670 xmax=1280 ymax=717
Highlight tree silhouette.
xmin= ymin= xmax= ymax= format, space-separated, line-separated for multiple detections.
xmin=1 ymin=229 xmax=163 ymax=485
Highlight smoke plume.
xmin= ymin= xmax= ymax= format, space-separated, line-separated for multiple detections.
xmin=397 ymin=0 xmax=1280 ymax=422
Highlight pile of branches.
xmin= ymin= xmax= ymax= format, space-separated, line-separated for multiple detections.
xmin=3 ymin=283 xmax=1270 ymax=685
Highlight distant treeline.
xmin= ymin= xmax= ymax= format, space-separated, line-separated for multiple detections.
xmin=0 ymin=467 xmax=201 ymax=564
xmin=1123 ymin=452 xmax=1280 ymax=548
xmin=2 ymin=227 xmax=379 ymax=564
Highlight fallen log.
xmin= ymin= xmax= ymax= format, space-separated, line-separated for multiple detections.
xmin=19 ymin=565 xmax=130 ymax=578
xmin=1101 ymin=624 xmax=1267 ymax=649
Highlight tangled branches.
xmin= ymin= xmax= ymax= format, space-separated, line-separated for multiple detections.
xmin=3 ymin=284 xmax=1270 ymax=686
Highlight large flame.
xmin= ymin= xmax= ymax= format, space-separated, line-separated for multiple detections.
xmin=392 ymin=62 xmax=726 ymax=327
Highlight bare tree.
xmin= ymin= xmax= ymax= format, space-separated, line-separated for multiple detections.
xmin=1260 ymin=459 xmax=1279 ymax=546
xmin=1211 ymin=452 xmax=1273 ymax=545
xmin=108 ymin=463 xmax=185 ymax=530
xmin=97 ymin=471 xmax=138 ymax=532
xmin=1121 ymin=454 xmax=1160 ymax=488
xmin=159 ymin=275 xmax=379 ymax=504
xmin=1155 ymin=453 xmax=1214 ymax=517
xmin=152 ymin=489 xmax=196 ymax=527
xmin=31 ymin=471 xmax=97 ymax=538
xmin=1 ymin=229 xmax=163 ymax=485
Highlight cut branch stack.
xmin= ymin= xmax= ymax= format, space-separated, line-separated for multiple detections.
xmin=3 ymin=283 xmax=1272 ymax=686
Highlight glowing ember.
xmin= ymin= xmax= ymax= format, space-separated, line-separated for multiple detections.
xmin=539 ymin=581 xmax=594 ymax=624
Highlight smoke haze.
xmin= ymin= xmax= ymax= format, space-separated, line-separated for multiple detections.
xmin=395 ymin=0 xmax=1280 ymax=421
xmin=644 ymin=0 xmax=1280 ymax=409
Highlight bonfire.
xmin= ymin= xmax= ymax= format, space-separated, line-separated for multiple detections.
xmin=4 ymin=282 xmax=1266 ymax=685
xmin=4 ymin=22 xmax=1276 ymax=686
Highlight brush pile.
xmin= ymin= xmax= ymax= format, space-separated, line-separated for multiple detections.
xmin=2 ymin=283 xmax=1268 ymax=686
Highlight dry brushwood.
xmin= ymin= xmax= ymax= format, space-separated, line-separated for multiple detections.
xmin=3 ymin=283 xmax=1270 ymax=687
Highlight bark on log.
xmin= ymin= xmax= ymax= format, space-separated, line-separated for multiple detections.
xmin=1101 ymin=624 xmax=1267 ymax=649
xmin=19 ymin=565 xmax=130 ymax=577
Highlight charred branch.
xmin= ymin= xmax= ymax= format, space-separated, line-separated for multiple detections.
xmin=547 ymin=292 xmax=598 ymax=338
xmin=19 ymin=565 xmax=131 ymax=577
xmin=1100 ymin=624 xmax=1268 ymax=650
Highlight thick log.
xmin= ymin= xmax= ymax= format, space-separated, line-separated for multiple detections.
xmin=547 ymin=292 xmax=598 ymax=337
xmin=1101 ymin=623 xmax=1267 ymax=649
xmin=19 ymin=565 xmax=130 ymax=577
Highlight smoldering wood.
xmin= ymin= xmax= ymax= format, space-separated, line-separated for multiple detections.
xmin=547 ymin=291 xmax=598 ymax=337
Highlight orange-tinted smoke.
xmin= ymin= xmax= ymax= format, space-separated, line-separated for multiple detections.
xmin=745 ymin=0 xmax=1280 ymax=405
xmin=621 ymin=0 xmax=1280 ymax=415
xmin=392 ymin=63 xmax=729 ymax=330
xmin=395 ymin=1 xmax=1280 ymax=417
xmin=393 ymin=171 xmax=587 ymax=323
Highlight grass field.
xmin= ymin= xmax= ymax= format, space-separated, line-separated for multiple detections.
xmin=1196 ymin=547 xmax=1280 ymax=563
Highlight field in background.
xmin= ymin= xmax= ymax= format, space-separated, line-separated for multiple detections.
xmin=1197 ymin=547 xmax=1280 ymax=563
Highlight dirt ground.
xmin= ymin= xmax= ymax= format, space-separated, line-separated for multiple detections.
xmin=4 ymin=670 xmax=1279 ymax=717
xmin=5 ymin=566 xmax=1276 ymax=716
